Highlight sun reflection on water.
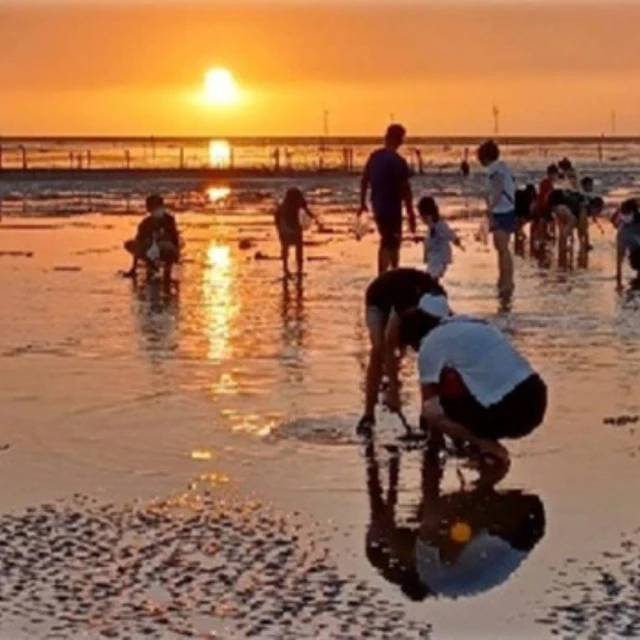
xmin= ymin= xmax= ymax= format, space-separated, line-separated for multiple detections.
xmin=207 ymin=186 xmax=231 ymax=203
xmin=202 ymin=243 xmax=238 ymax=363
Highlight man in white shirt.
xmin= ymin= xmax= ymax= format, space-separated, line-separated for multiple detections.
xmin=399 ymin=294 xmax=547 ymax=463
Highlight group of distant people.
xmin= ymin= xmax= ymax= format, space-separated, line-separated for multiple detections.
xmin=122 ymin=124 xmax=640 ymax=467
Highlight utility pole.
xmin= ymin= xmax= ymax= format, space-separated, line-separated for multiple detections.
xmin=611 ymin=110 xmax=617 ymax=136
xmin=492 ymin=104 xmax=500 ymax=137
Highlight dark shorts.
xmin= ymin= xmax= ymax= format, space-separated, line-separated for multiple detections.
xmin=489 ymin=211 xmax=517 ymax=234
xmin=374 ymin=215 xmax=402 ymax=251
xmin=278 ymin=229 xmax=303 ymax=247
xmin=630 ymin=247 xmax=640 ymax=272
xmin=440 ymin=373 xmax=547 ymax=441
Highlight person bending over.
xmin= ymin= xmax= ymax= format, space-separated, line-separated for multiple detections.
xmin=358 ymin=268 xmax=446 ymax=433
xmin=398 ymin=294 xmax=547 ymax=464
xmin=274 ymin=187 xmax=318 ymax=279
xmin=124 ymin=194 xmax=180 ymax=285
xmin=615 ymin=198 xmax=640 ymax=290
xmin=547 ymin=189 xmax=604 ymax=256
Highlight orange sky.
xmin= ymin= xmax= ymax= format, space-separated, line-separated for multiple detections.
xmin=2 ymin=2 xmax=640 ymax=136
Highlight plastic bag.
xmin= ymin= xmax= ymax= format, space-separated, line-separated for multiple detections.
xmin=146 ymin=238 xmax=161 ymax=262
xmin=354 ymin=213 xmax=371 ymax=240
xmin=299 ymin=209 xmax=313 ymax=231
xmin=475 ymin=217 xmax=489 ymax=245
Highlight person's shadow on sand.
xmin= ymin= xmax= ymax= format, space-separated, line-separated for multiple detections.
xmin=364 ymin=437 xmax=546 ymax=601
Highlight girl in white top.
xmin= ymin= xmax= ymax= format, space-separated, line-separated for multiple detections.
xmin=399 ymin=294 xmax=547 ymax=464
xmin=477 ymin=140 xmax=516 ymax=300
xmin=418 ymin=196 xmax=464 ymax=281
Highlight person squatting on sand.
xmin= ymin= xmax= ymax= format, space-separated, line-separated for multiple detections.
xmin=360 ymin=124 xmax=417 ymax=275
xmin=615 ymin=198 xmax=640 ymax=290
xmin=123 ymin=194 xmax=180 ymax=285
xmin=398 ymin=293 xmax=548 ymax=465
xmin=274 ymin=187 xmax=318 ymax=279
xmin=419 ymin=196 xmax=464 ymax=282
xmin=477 ymin=140 xmax=516 ymax=299
xmin=357 ymin=268 xmax=446 ymax=433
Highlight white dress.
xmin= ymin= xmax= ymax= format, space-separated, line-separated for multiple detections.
xmin=424 ymin=220 xmax=456 ymax=280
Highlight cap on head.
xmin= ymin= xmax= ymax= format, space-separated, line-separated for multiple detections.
xmin=547 ymin=164 xmax=559 ymax=177
xmin=146 ymin=194 xmax=164 ymax=212
xmin=385 ymin=123 xmax=407 ymax=147
xmin=418 ymin=293 xmax=451 ymax=319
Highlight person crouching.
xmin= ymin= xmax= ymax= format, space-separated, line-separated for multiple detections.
xmin=123 ymin=194 xmax=180 ymax=285
xmin=398 ymin=294 xmax=547 ymax=464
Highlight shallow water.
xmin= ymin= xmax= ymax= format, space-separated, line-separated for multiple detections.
xmin=1 ymin=180 xmax=640 ymax=638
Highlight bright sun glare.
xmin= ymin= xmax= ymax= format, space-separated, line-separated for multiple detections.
xmin=209 ymin=140 xmax=231 ymax=168
xmin=204 ymin=68 xmax=240 ymax=106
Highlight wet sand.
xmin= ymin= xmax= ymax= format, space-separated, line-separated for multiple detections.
xmin=1 ymin=201 xmax=640 ymax=638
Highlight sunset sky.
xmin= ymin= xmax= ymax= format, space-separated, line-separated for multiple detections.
xmin=2 ymin=1 xmax=640 ymax=136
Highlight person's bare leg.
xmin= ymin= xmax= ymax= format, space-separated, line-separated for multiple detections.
xmin=378 ymin=245 xmax=391 ymax=275
xmin=364 ymin=347 xmax=384 ymax=419
xmin=281 ymin=244 xmax=291 ymax=278
xmin=390 ymin=247 xmax=400 ymax=269
xmin=493 ymin=230 xmax=514 ymax=296
xmin=295 ymin=240 xmax=304 ymax=276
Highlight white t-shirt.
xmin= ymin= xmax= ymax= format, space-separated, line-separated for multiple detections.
xmin=487 ymin=161 xmax=516 ymax=215
xmin=424 ymin=220 xmax=456 ymax=272
xmin=418 ymin=317 xmax=534 ymax=407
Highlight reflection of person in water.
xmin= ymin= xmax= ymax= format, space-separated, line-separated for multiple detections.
xmin=281 ymin=275 xmax=305 ymax=352
xmin=364 ymin=438 xmax=546 ymax=601
xmin=130 ymin=277 xmax=179 ymax=370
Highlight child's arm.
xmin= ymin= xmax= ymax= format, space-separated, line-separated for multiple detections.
xmin=452 ymin=232 xmax=465 ymax=251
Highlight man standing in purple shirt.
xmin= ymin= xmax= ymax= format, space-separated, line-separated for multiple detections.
xmin=360 ymin=124 xmax=416 ymax=274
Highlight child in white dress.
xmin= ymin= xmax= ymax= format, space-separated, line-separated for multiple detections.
xmin=419 ymin=196 xmax=463 ymax=282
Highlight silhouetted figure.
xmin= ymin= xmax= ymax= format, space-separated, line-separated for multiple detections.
xmin=360 ymin=124 xmax=416 ymax=274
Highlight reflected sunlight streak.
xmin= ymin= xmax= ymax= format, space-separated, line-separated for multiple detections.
xmin=202 ymin=243 xmax=237 ymax=364
xmin=207 ymin=186 xmax=231 ymax=203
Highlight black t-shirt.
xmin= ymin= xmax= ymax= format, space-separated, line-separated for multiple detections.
xmin=364 ymin=148 xmax=411 ymax=221
xmin=515 ymin=189 xmax=536 ymax=219
xmin=137 ymin=214 xmax=180 ymax=248
xmin=365 ymin=268 xmax=446 ymax=315
xmin=548 ymin=189 xmax=588 ymax=218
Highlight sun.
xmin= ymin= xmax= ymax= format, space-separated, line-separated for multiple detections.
xmin=204 ymin=68 xmax=240 ymax=106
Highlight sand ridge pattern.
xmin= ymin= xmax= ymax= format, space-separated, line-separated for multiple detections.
xmin=0 ymin=484 xmax=431 ymax=639
xmin=538 ymin=535 xmax=640 ymax=639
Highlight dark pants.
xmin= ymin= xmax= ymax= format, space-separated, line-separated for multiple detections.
xmin=440 ymin=374 xmax=547 ymax=440
xmin=374 ymin=216 xmax=402 ymax=252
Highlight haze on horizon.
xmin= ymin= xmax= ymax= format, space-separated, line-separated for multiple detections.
xmin=1 ymin=1 xmax=639 ymax=136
